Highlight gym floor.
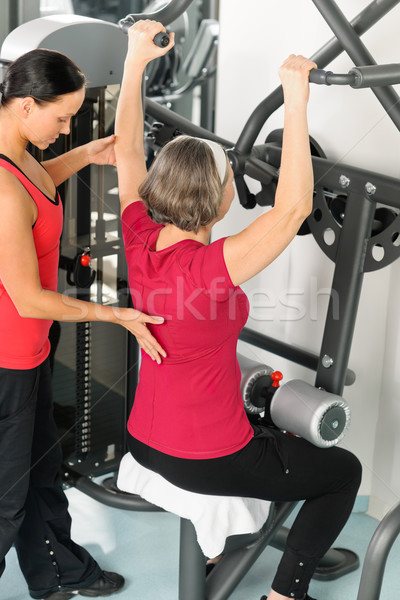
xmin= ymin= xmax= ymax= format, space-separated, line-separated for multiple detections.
xmin=1 ymin=487 xmax=400 ymax=600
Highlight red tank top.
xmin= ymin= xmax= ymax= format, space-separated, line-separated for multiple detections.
xmin=0 ymin=154 xmax=63 ymax=369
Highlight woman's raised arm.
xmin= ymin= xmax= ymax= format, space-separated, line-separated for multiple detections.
xmin=224 ymin=55 xmax=316 ymax=287
xmin=115 ymin=20 xmax=174 ymax=213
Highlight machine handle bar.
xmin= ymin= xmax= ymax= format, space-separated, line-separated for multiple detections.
xmin=310 ymin=64 xmax=400 ymax=88
xmin=118 ymin=15 xmax=170 ymax=48
xmin=119 ymin=0 xmax=194 ymax=46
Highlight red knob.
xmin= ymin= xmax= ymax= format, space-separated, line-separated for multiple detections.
xmin=80 ymin=254 xmax=91 ymax=267
xmin=271 ymin=371 xmax=283 ymax=388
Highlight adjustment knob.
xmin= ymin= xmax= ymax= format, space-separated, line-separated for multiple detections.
xmin=271 ymin=371 xmax=283 ymax=388
xmin=80 ymin=254 xmax=91 ymax=267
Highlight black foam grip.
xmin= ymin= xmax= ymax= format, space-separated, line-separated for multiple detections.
xmin=153 ymin=32 xmax=171 ymax=48
xmin=309 ymin=69 xmax=332 ymax=85
xmin=349 ymin=64 xmax=400 ymax=88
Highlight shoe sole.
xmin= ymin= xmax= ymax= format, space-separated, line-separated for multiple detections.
xmin=42 ymin=587 xmax=122 ymax=599
xmin=79 ymin=590 xmax=123 ymax=598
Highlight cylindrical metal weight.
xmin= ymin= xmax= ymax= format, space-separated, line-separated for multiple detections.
xmin=270 ymin=379 xmax=351 ymax=448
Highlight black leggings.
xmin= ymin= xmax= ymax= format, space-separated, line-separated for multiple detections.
xmin=128 ymin=427 xmax=361 ymax=598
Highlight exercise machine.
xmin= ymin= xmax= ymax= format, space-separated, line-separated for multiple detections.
xmin=107 ymin=1 xmax=400 ymax=598
xmin=74 ymin=1 xmax=400 ymax=598
xmin=2 ymin=1 xmax=400 ymax=599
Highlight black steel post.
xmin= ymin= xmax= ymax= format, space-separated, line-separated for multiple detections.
xmin=312 ymin=0 xmax=400 ymax=132
xmin=205 ymin=503 xmax=296 ymax=600
xmin=264 ymin=144 xmax=400 ymax=212
xmin=235 ymin=0 xmax=400 ymax=155
xmin=310 ymin=0 xmax=400 ymax=69
xmin=239 ymin=327 xmax=356 ymax=386
xmin=126 ymin=0 xmax=194 ymax=25
xmin=200 ymin=0 xmax=218 ymax=131
xmin=315 ymin=191 xmax=376 ymax=395
xmin=179 ymin=519 xmax=207 ymax=600
xmin=357 ymin=501 xmax=400 ymax=600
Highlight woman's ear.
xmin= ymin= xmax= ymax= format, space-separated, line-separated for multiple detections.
xmin=20 ymin=97 xmax=35 ymax=118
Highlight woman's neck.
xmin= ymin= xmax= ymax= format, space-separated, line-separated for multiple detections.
xmin=0 ymin=108 xmax=29 ymax=163
xmin=156 ymin=223 xmax=211 ymax=251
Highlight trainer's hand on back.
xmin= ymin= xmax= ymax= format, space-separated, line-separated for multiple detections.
xmin=115 ymin=308 xmax=167 ymax=364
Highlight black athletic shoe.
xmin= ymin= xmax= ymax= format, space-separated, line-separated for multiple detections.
xmin=43 ymin=571 xmax=125 ymax=599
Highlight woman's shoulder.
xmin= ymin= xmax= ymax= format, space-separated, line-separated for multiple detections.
xmin=0 ymin=163 xmax=32 ymax=201
xmin=1 ymin=153 xmax=38 ymax=186
xmin=122 ymin=200 xmax=150 ymax=222
xmin=121 ymin=200 xmax=163 ymax=247
xmin=0 ymin=181 xmax=36 ymax=236
xmin=0 ymin=155 xmax=19 ymax=180
xmin=0 ymin=153 xmax=39 ymax=193
xmin=177 ymin=236 xmax=236 ymax=293
xmin=186 ymin=236 xmax=228 ymax=259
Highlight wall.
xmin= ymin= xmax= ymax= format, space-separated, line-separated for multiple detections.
xmin=370 ymin=257 xmax=400 ymax=518
xmin=215 ymin=0 xmax=400 ymax=516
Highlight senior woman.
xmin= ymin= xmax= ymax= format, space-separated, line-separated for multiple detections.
xmin=115 ymin=21 xmax=362 ymax=600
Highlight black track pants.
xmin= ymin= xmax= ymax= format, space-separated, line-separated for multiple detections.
xmin=128 ymin=428 xmax=362 ymax=598
xmin=0 ymin=359 xmax=101 ymax=599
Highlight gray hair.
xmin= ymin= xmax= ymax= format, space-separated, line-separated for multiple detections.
xmin=139 ymin=135 xmax=228 ymax=233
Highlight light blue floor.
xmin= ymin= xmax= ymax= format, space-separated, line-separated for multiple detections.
xmin=1 ymin=488 xmax=400 ymax=600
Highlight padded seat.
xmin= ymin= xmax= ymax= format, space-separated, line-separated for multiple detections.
xmin=117 ymin=452 xmax=272 ymax=558
xmin=116 ymin=452 xmax=296 ymax=600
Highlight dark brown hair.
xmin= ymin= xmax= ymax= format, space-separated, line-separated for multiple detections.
xmin=1 ymin=48 xmax=86 ymax=106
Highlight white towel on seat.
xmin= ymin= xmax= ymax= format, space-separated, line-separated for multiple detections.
xmin=117 ymin=452 xmax=271 ymax=558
